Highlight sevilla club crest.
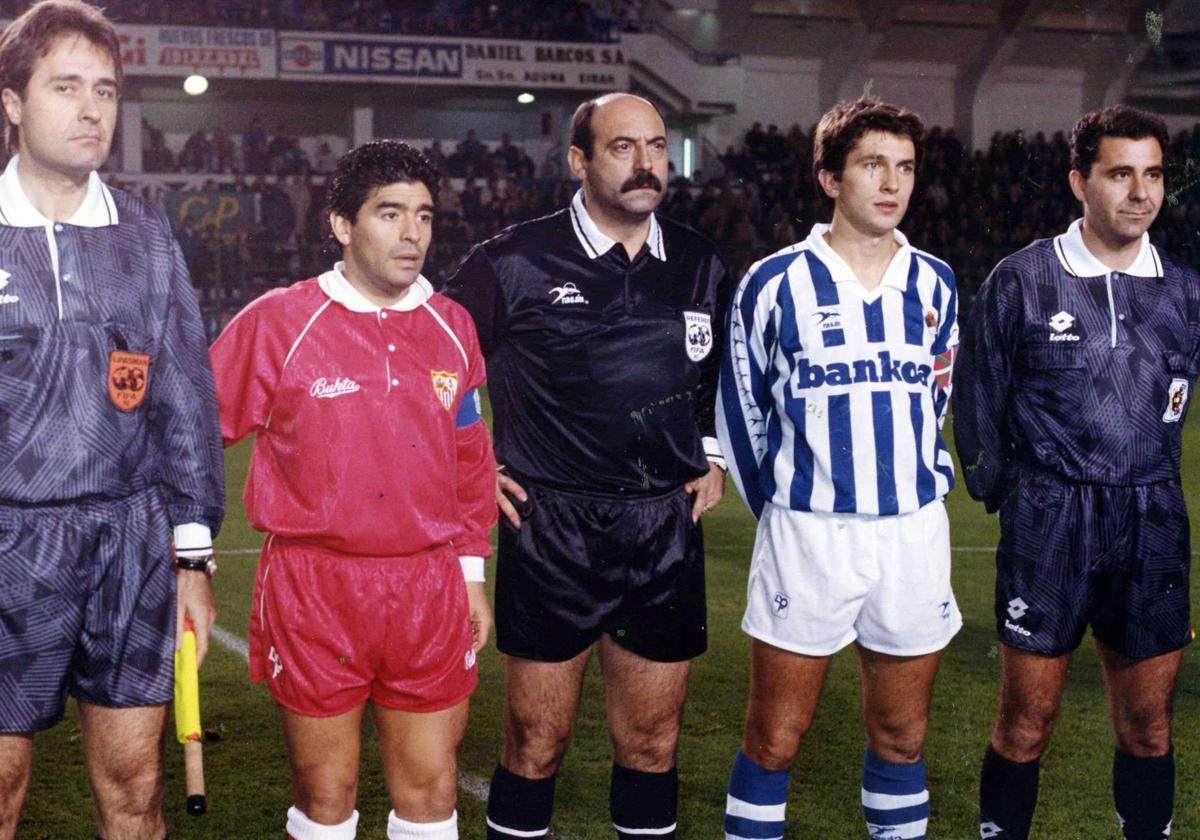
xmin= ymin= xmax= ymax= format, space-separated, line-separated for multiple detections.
xmin=431 ymin=370 xmax=459 ymax=411
xmin=108 ymin=351 xmax=150 ymax=411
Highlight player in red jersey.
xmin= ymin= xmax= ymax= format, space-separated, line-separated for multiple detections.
xmin=211 ymin=140 xmax=496 ymax=840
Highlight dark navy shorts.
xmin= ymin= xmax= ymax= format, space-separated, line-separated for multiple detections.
xmin=0 ymin=489 xmax=176 ymax=732
xmin=496 ymin=482 xmax=707 ymax=663
xmin=995 ymin=474 xmax=1191 ymax=659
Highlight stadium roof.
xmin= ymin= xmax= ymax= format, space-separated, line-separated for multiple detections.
xmin=649 ymin=0 xmax=1200 ymax=112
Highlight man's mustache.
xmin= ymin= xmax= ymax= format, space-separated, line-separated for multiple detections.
xmin=621 ymin=172 xmax=663 ymax=193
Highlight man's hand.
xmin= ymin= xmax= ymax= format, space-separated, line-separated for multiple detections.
xmin=684 ymin=462 xmax=726 ymax=523
xmin=465 ymin=581 xmax=493 ymax=653
xmin=176 ymin=568 xmax=216 ymax=667
xmin=496 ymin=470 xmax=528 ymax=529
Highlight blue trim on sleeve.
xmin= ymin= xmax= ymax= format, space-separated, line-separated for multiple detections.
xmin=456 ymin=388 xmax=481 ymax=428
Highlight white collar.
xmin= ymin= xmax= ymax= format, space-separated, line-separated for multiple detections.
xmin=317 ymin=262 xmax=434 ymax=312
xmin=805 ymin=223 xmax=914 ymax=291
xmin=0 ymin=155 xmax=118 ymax=228
xmin=569 ymin=189 xmax=666 ymax=261
xmin=1052 ymin=218 xmax=1162 ymax=278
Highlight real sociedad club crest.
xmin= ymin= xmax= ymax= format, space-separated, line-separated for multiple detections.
xmin=431 ymin=370 xmax=459 ymax=411
xmin=684 ymin=311 xmax=713 ymax=362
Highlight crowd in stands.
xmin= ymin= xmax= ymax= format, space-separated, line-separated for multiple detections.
xmin=144 ymin=119 xmax=327 ymax=176
xmin=143 ymin=121 xmax=552 ymax=181
xmin=703 ymin=120 xmax=1200 ymax=305
xmin=0 ymin=0 xmax=646 ymax=42
xmin=96 ymin=119 xmax=1200 ymax=338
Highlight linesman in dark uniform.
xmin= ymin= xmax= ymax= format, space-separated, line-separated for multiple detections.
xmin=955 ymin=105 xmax=1199 ymax=839
xmin=443 ymin=92 xmax=730 ymax=840
xmin=0 ymin=2 xmax=223 ymax=838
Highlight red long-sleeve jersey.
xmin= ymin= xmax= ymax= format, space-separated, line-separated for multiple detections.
xmin=211 ymin=268 xmax=496 ymax=559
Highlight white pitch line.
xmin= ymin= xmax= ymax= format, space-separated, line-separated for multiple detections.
xmin=209 ymin=625 xmax=248 ymax=660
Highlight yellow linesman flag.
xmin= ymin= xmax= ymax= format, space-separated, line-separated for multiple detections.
xmin=174 ymin=626 xmax=202 ymax=744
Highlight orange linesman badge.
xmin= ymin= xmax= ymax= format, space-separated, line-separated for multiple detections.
xmin=108 ymin=351 xmax=150 ymax=411
xmin=431 ymin=370 xmax=459 ymax=411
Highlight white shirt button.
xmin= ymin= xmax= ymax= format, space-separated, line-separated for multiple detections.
xmin=53 ymin=224 xmax=63 ymax=232
xmin=380 ymin=312 xmax=388 ymax=319
xmin=391 ymin=378 xmax=399 ymax=386
xmin=62 ymin=272 xmax=71 ymax=281
xmin=1118 ymin=314 xmax=1126 ymax=321
xmin=388 ymin=344 xmax=396 ymax=352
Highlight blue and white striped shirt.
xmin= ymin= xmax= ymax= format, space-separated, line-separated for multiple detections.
xmin=717 ymin=224 xmax=957 ymax=518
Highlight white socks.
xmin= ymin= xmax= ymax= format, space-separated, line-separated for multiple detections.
xmin=285 ymin=805 xmax=457 ymax=839
xmin=387 ymin=809 xmax=458 ymax=840
xmin=287 ymin=806 xmax=360 ymax=839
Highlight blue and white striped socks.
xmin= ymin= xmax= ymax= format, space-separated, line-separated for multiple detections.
xmin=861 ymin=749 xmax=929 ymax=839
xmin=724 ymin=750 xmax=789 ymax=840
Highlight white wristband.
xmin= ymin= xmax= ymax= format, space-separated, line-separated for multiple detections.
xmin=174 ymin=522 xmax=213 ymax=558
xmin=459 ymin=555 xmax=485 ymax=582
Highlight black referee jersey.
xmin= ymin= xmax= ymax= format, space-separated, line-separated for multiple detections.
xmin=443 ymin=190 xmax=731 ymax=497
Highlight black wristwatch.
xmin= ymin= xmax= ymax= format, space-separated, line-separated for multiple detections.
xmin=176 ymin=554 xmax=218 ymax=577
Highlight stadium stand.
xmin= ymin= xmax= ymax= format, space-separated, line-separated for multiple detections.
xmin=90 ymin=118 xmax=1200 ymax=341
xmin=0 ymin=0 xmax=635 ymax=41
xmin=8 ymin=0 xmax=1200 ymax=835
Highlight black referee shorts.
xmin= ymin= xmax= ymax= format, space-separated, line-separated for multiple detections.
xmin=495 ymin=482 xmax=707 ymax=663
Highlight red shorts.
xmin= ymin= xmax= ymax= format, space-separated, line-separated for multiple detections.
xmin=248 ymin=537 xmax=478 ymax=716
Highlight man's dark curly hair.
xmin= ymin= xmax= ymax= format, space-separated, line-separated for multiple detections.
xmin=1070 ymin=105 xmax=1169 ymax=178
xmin=325 ymin=139 xmax=440 ymax=253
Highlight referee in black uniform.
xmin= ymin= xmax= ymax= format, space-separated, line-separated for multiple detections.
xmin=443 ymin=92 xmax=730 ymax=840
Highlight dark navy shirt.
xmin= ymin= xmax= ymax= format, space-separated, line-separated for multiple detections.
xmin=0 ymin=157 xmax=224 ymax=535
xmin=443 ymin=191 xmax=731 ymax=497
xmin=954 ymin=219 xmax=1200 ymax=512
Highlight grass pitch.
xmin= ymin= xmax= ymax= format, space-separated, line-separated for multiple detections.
xmin=16 ymin=418 xmax=1200 ymax=838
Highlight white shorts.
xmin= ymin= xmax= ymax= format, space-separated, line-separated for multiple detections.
xmin=742 ymin=500 xmax=962 ymax=657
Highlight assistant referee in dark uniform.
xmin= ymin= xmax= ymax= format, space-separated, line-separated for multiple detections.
xmin=443 ymin=92 xmax=730 ymax=840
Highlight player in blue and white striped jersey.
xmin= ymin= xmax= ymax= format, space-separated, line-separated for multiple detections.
xmin=719 ymin=219 xmax=956 ymax=518
xmin=719 ymin=97 xmax=960 ymax=840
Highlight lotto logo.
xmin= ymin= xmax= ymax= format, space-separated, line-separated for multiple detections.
xmin=1048 ymin=311 xmax=1081 ymax=342
xmin=1048 ymin=311 xmax=1075 ymax=333
xmin=0 ymin=269 xmax=17 ymax=305
xmin=1006 ymin=597 xmax=1029 ymax=620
